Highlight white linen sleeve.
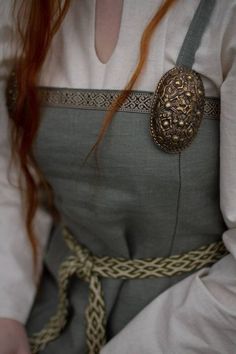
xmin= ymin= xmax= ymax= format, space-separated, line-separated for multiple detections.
xmin=101 ymin=6 xmax=236 ymax=354
xmin=0 ymin=2 xmax=52 ymax=324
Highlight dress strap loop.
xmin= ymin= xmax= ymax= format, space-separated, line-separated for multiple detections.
xmin=176 ymin=0 xmax=216 ymax=68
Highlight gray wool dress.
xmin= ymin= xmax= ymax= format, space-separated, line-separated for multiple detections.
xmin=26 ymin=0 xmax=226 ymax=353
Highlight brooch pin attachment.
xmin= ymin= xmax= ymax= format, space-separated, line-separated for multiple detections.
xmin=150 ymin=66 xmax=205 ymax=153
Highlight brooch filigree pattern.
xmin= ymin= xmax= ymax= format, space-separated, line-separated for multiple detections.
xmin=150 ymin=66 xmax=205 ymax=153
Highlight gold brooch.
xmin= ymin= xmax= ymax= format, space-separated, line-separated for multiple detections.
xmin=150 ymin=66 xmax=205 ymax=153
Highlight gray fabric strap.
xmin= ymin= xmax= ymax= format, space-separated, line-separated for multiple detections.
xmin=176 ymin=0 xmax=216 ymax=68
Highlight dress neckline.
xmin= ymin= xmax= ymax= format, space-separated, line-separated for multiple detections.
xmin=91 ymin=0 xmax=126 ymax=67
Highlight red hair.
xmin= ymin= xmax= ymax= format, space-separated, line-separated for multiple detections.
xmin=10 ymin=0 xmax=177 ymax=267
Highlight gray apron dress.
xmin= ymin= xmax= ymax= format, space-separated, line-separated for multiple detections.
xmin=25 ymin=0 xmax=227 ymax=352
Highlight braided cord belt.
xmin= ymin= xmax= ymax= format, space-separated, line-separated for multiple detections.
xmin=29 ymin=228 xmax=227 ymax=354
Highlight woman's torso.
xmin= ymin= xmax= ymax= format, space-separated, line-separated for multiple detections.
xmin=26 ymin=1 xmax=228 ymax=352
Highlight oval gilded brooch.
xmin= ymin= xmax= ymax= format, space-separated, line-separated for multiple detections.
xmin=150 ymin=66 xmax=205 ymax=153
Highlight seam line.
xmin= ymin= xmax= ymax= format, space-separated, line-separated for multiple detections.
xmin=168 ymin=152 xmax=182 ymax=257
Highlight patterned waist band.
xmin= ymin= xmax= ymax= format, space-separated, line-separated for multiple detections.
xmin=6 ymin=70 xmax=220 ymax=117
xmin=37 ymin=87 xmax=220 ymax=118
xmin=29 ymin=228 xmax=227 ymax=354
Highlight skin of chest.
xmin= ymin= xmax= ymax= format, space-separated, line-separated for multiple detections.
xmin=95 ymin=0 xmax=124 ymax=64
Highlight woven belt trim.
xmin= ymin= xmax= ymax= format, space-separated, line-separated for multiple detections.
xmin=29 ymin=227 xmax=228 ymax=354
xmin=6 ymin=71 xmax=219 ymax=117
xmin=37 ymin=88 xmax=219 ymax=118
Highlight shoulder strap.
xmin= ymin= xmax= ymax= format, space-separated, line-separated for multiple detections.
xmin=176 ymin=0 xmax=216 ymax=68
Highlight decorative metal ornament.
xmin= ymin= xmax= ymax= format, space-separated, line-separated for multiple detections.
xmin=6 ymin=70 xmax=18 ymax=117
xmin=150 ymin=66 xmax=205 ymax=153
